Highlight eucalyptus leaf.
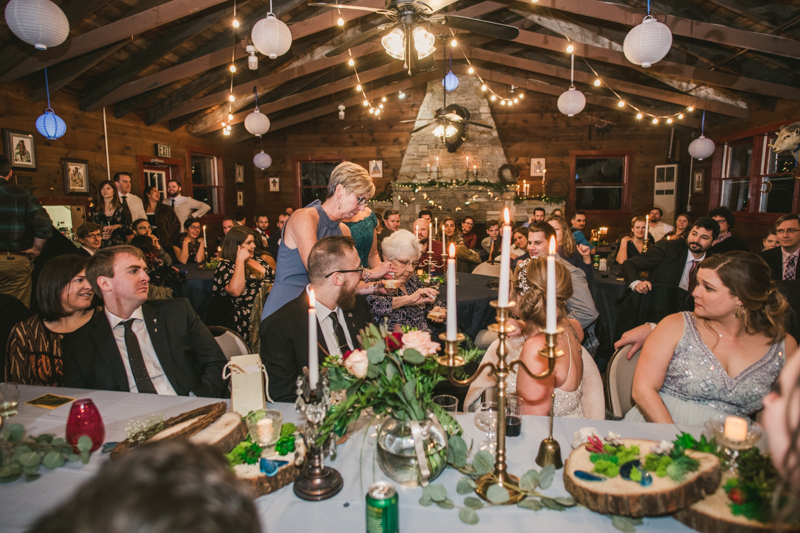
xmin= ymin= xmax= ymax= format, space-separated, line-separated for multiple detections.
xmin=517 ymin=499 xmax=543 ymax=511
xmin=80 ymin=450 xmax=90 ymax=465
xmin=458 ymin=507 xmax=479 ymax=525
xmin=22 ymin=465 xmax=39 ymax=476
xmin=448 ymin=435 xmax=467 ymax=467
xmin=0 ymin=473 xmax=21 ymax=483
xmin=76 ymin=436 xmax=93 ymax=453
xmin=402 ymin=348 xmax=426 ymax=365
xmin=0 ymin=464 xmax=22 ymax=477
xmin=367 ymin=344 xmax=385 ymax=364
xmin=66 ymin=454 xmax=79 ymax=463
xmin=14 ymin=445 xmax=32 ymax=456
xmin=18 ymin=452 xmax=41 ymax=468
xmin=35 ymin=434 xmax=54 ymax=444
xmin=436 ymin=499 xmax=455 ymax=509
xmin=456 ymin=476 xmax=477 ymax=494
xmin=427 ymin=484 xmax=447 ymax=503
xmin=385 ymin=364 xmax=398 ymax=382
xmin=419 ymin=494 xmax=433 ymax=507
xmin=51 ymin=438 xmax=67 ymax=447
xmin=472 ymin=451 xmax=494 ymax=476
xmin=486 ymin=484 xmax=510 ymax=504
xmin=540 ymin=497 xmax=566 ymax=511
xmin=555 ymin=496 xmax=577 ymax=507
xmin=366 ymin=364 xmax=381 ymax=379
xmin=538 ymin=464 xmax=555 ymax=490
xmin=42 ymin=452 xmax=65 ymax=470
xmin=4 ymin=424 xmax=25 ymax=443
xmin=611 ymin=515 xmax=641 ymax=533
xmin=402 ymin=379 xmax=417 ymax=403
xmin=519 ymin=469 xmax=539 ymax=492
xmin=24 ymin=473 xmax=41 ymax=482
xmin=463 ymin=497 xmax=483 ymax=509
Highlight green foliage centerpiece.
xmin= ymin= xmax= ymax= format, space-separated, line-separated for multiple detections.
xmin=1 ymin=423 xmax=94 ymax=483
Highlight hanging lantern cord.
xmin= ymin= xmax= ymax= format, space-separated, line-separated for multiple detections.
xmin=701 ymin=110 xmax=705 ymax=135
xmin=570 ymin=53 xmax=574 ymax=87
xmin=647 ymin=0 xmax=650 ymax=15
xmin=44 ymin=68 xmax=53 ymax=113
xmin=253 ymin=85 xmax=259 ymax=110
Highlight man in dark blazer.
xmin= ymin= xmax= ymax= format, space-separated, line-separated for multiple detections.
xmin=709 ymin=206 xmax=749 ymax=255
xmin=75 ymin=222 xmax=102 ymax=258
xmin=260 ymin=236 xmax=374 ymax=402
xmin=62 ymin=245 xmax=227 ymax=398
xmin=761 ymin=213 xmax=800 ymax=282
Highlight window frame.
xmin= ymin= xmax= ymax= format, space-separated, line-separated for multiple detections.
xmin=568 ymin=150 xmax=633 ymax=219
xmin=293 ymin=157 xmax=347 ymax=208
xmin=185 ymin=146 xmax=225 ymax=218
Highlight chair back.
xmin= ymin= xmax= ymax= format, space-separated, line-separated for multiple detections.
xmin=208 ymin=326 xmax=249 ymax=361
xmin=605 ymin=344 xmax=641 ymax=418
xmin=472 ymin=262 xmax=510 ymax=278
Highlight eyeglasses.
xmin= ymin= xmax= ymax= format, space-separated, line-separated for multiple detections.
xmin=393 ymin=259 xmax=417 ymax=270
xmin=776 ymin=228 xmax=799 ymax=235
xmin=324 ymin=266 xmax=364 ymax=278
xmin=86 ymin=232 xmax=102 ymax=239
xmin=356 ymin=196 xmax=368 ymax=206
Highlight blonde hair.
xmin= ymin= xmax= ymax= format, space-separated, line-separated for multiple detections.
xmin=327 ymin=162 xmax=375 ymax=199
xmin=547 ymin=215 xmax=576 ymax=257
xmin=514 ymin=258 xmax=573 ymax=330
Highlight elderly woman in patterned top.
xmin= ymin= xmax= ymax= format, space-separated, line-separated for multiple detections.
xmin=367 ymin=229 xmax=446 ymax=333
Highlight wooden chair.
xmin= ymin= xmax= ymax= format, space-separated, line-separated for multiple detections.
xmin=605 ymin=344 xmax=641 ymax=419
xmin=207 ymin=326 xmax=250 ymax=361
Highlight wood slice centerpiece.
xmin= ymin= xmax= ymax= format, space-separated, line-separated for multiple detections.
xmin=564 ymin=438 xmax=721 ymax=517
xmin=674 ymin=487 xmax=800 ymax=533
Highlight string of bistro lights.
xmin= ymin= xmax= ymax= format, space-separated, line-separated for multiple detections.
xmin=221 ymin=1 xmax=239 ymax=136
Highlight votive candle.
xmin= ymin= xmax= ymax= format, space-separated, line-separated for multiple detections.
xmin=724 ymin=416 xmax=748 ymax=442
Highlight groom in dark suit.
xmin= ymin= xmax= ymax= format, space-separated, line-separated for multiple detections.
xmin=62 ymin=245 xmax=227 ymax=398
xmin=260 ymin=236 xmax=374 ymax=402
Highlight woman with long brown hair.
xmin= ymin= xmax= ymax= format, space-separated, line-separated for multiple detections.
xmin=142 ymin=185 xmax=180 ymax=247
xmin=547 ymin=215 xmax=592 ymax=281
xmin=91 ymin=179 xmax=132 ymax=248
xmin=626 ymin=251 xmax=797 ymax=425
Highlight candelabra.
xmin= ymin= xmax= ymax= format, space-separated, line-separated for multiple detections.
xmin=293 ymin=370 xmax=343 ymax=501
xmin=438 ymin=302 xmax=563 ymax=504
xmin=424 ymin=250 xmax=447 ymax=279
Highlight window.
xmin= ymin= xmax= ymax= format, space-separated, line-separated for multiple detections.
xmin=720 ymin=140 xmax=753 ymax=212
xmin=758 ymin=134 xmax=798 ymax=213
xmin=189 ymin=152 xmax=223 ymax=214
xmin=571 ymin=153 xmax=630 ymax=212
xmin=297 ymin=160 xmax=343 ymax=207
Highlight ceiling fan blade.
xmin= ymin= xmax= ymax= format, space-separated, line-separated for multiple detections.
xmin=324 ymin=21 xmax=398 ymax=58
xmin=415 ymin=0 xmax=461 ymax=14
xmin=309 ymin=3 xmax=385 ymax=13
xmin=440 ymin=16 xmax=520 ymax=40
xmin=465 ymin=121 xmax=494 ymax=129
xmin=410 ymin=121 xmax=435 ymax=133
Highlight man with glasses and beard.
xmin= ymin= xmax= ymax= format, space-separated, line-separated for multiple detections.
xmin=260 ymin=236 xmax=375 ymax=402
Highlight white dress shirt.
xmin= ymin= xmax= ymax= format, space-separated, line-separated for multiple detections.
xmin=678 ymin=252 xmax=705 ymax=291
xmin=782 ymin=247 xmax=800 ymax=278
xmin=163 ymin=194 xmax=211 ymax=225
xmin=307 ymin=286 xmax=353 ymax=357
xmin=649 ymin=221 xmax=674 ymax=242
xmin=105 ymin=307 xmax=177 ymax=395
xmin=119 ymin=192 xmax=147 ymax=221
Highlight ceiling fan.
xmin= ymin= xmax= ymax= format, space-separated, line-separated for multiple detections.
xmin=309 ymin=0 xmax=520 ymax=74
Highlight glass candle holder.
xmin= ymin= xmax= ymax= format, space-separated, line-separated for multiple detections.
xmin=66 ymin=399 xmax=105 ymax=452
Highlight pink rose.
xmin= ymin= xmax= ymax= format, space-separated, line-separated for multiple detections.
xmin=343 ymin=349 xmax=369 ymax=378
xmin=401 ymin=330 xmax=440 ymax=356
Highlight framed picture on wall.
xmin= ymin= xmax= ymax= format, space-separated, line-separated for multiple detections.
xmin=269 ymin=177 xmax=280 ymax=192
xmin=237 ymin=190 xmax=244 ymax=206
xmin=369 ymin=160 xmax=383 ymax=178
xmin=235 ymin=163 xmax=245 ymax=183
xmin=4 ymin=129 xmax=37 ymax=171
xmin=63 ymin=159 xmax=89 ymax=194
xmin=530 ymin=158 xmax=546 ymax=177
xmin=693 ymin=170 xmax=704 ymax=193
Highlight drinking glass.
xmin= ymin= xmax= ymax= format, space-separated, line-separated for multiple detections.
xmin=433 ymin=394 xmax=458 ymax=412
xmin=505 ymin=395 xmax=524 ymax=437
xmin=474 ymin=401 xmax=498 ymax=453
xmin=0 ymin=382 xmax=19 ymax=419
xmin=66 ymin=399 xmax=105 ymax=452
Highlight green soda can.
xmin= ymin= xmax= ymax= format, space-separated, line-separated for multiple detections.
xmin=366 ymin=481 xmax=399 ymax=533
xmin=593 ymin=254 xmax=600 ymax=268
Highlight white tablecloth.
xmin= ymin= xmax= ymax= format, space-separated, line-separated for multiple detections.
xmin=0 ymin=386 xmax=706 ymax=533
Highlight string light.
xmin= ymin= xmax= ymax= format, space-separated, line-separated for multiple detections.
xmin=666 ymin=118 xmax=673 ymax=124
xmin=348 ymin=58 xmax=354 ymax=66
xmin=617 ymin=100 xmax=625 ymax=107
xmin=594 ymin=79 xmax=601 ymax=87
xmin=232 ymin=18 xmax=239 ymax=28
xmin=678 ymin=113 xmax=684 ymax=119
xmin=566 ymin=44 xmax=574 ymax=53
xmin=652 ymin=118 xmax=659 ymax=124
xmin=490 ymin=95 xmax=496 ymax=101
xmin=363 ymin=100 xmax=369 ymax=106
xmin=228 ymin=113 xmax=234 ymax=121
xmin=687 ymin=107 xmax=694 ymax=112
xmin=398 ymin=92 xmax=406 ymax=99
xmin=481 ymin=84 xmax=487 ymax=91
xmin=381 ymin=96 xmax=386 ymax=102
xmin=337 ymin=17 xmax=344 ymax=26
xmin=356 ymin=84 xmax=362 ymax=91
xmin=636 ymin=113 xmax=643 ymax=120
xmin=451 ymin=38 xmax=458 ymax=47
xmin=468 ymin=66 xmax=474 ymax=74
xmin=229 ymin=94 xmax=235 ymax=102
xmin=230 ymin=64 xmax=236 ymax=73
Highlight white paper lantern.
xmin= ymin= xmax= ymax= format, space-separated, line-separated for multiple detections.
xmin=557 ymin=86 xmax=586 ymax=117
xmin=5 ymin=0 xmax=69 ymax=50
xmin=623 ymin=16 xmax=672 ymax=68
xmin=688 ymin=135 xmax=716 ymax=160
xmin=244 ymin=108 xmax=270 ymax=137
xmin=254 ymin=150 xmax=272 ymax=170
xmin=251 ymin=13 xmax=292 ymax=59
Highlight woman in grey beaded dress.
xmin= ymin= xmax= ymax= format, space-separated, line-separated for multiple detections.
xmin=625 ymin=251 xmax=797 ymax=425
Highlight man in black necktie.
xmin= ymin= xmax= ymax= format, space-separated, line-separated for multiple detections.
xmin=260 ymin=236 xmax=374 ymax=402
xmin=62 ymin=245 xmax=227 ymax=397
xmin=113 ymin=172 xmax=146 ymax=222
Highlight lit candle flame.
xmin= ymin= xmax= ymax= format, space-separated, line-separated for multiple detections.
xmin=449 ymin=242 xmax=455 ymax=256
xmin=549 ymin=236 xmax=556 ymax=255
xmin=309 ymin=288 xmax=315 ymax=307
xmin=503 ymin=207 xmax=510 ymax=225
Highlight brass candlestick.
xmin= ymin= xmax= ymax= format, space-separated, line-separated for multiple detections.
xmin=438 ymin=302 xmax=562 ymax=504
xmin=424 ymin=249 xmax=446 ymax=278
xmin=293 ymin=370 xmax=343 ymax=501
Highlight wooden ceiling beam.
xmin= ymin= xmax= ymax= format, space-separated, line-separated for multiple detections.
xmin=0 ymin=0 xmax=231 ymax=85
xmin=520 ymin=0 xmax=800 ymax=60
xmin=228 ymin=70 xmax=442 ymax=141
xmin=464 ymin=47 xmax=749 ymax=119
xmin=458 ymin=65 xmax=702 ymax=128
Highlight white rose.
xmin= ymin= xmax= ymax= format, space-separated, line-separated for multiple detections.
xmin=343 ymin=349 xmax=369 ymax=379
xmin=401 ymin=330 xmax=440 ymax=356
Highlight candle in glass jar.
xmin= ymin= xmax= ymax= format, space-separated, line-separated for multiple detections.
xmin=308 ymin=289 xmax=318 ymax=390
xmin=498 ymin=208 xmax=512 ymax=306
xmin=447 ymin=243 xmax=457 ymax=340
xmin=546 ymin=237 xmax=557 ymax=333
xmin=724 ymin=416 xmax=748 ymax=441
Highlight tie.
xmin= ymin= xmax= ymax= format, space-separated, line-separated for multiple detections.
xmin=785 ymin=255 xmax=797 ymax=281
xmin=171 ymin=199 xmax=175 ymax=207
xmin=687 ymin=260 xmax=699 ymax=294
xmin=121 ymin=195 xmax=128 ymax=206
xmin=122 ymin=319 xmax=157 ymax=394
xmin=329 ymin=313 xmax=349 ymax=355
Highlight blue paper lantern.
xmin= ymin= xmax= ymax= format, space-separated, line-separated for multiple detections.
xmin=36 ymin=109 xmax=66 ymax=140
xmin=442 ymin=71 xmax=459 ymax=92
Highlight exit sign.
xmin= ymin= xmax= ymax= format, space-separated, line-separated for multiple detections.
xmin=155 ymin=144 xmax=171 ymax=158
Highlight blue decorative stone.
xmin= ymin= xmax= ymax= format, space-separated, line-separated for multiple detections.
xmin=619 ymin=460 xmax=641 ymax=480
xmin=574 ymin=470 xmax=606 ymax=482
xmin=639 ymin=470 xmax=653 ymax=487
xmin=260 ymin=458 xmax=289 ymax=476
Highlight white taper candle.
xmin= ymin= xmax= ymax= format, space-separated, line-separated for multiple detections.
xmin=308 ymin=289 xmax=318 ymax=390
xmin=546 ymin=237 xmax=557 ymax=333
xmin=498 ymin=208 xmax=512 ymax=306
xmin=447 ymin=243 xmax=457 ymax=340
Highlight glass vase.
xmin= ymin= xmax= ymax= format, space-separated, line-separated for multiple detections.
xmin=66 ymin=399 xmax=105 ymax=452
xmin=376 ymin=412 xmax=448 ymax=487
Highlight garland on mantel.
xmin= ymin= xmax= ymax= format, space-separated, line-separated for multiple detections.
xmin=393 ymin=179 xmax=511 ymax=192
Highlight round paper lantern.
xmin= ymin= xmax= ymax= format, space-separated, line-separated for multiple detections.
xmin=557 ymin=86 xmax=586 ymax=117
xmin=251 ymin=13 xmax=292 ymax=59
xmin=5 ymin=0 xmax=69 ymax=50
xmin=623 ymin=16 xmax=672 ymax=68
xmin=688 ymin=135 xmax=716 ymax=160
xmin=254 ymin=150 xmax=272 ymax=170
xmin=35 ymin=109 xmax=67 ymax=140
xmin=442 ymin=71 xmax=459 ymax=92
xmin=244 ymin=108 xmax=270 ymax=137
